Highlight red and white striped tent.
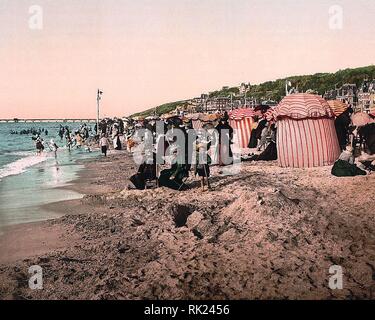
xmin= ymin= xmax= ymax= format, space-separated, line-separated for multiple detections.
xmin=351 ymin=112 xmax=373 ymax=127
xmin=327 ymin=100 xmax=349 ymax=117
xmin=228 ymin=108 xmax=255 ymax=149
xmin=267 ymin=94 xmax=340 ymax=168
xmin=184 ymin=113 xmax=221 ymax=130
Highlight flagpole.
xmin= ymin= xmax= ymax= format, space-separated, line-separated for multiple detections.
xmin=97 ymin=90 xmax=100 ymax=135
xmin=97 ymin=89 xmax=103 ymax=135
xmin=285 ymin=81 xmax=292 ymax=96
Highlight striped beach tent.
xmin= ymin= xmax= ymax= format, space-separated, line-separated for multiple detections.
xmin=192 ymin=115 xmax=204 ymax=130
xmin=264 ymin=107 xmax=277 ymax=122
xmin=268 ymin=94 xmax=340 ymax=168
xmin=327 ymin=100 xmax=349 ymax=117
xmin=183 ymin=113 xmax=202 ymax=130
xmin=351 ymin=112 xmax=373 ymax=127
xmin=228 ymin=108 xmax=255 ymax=149
xmin=184 ymin=113 xmax=221 ymax=130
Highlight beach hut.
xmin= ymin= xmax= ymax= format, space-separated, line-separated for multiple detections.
xmin=327 ymin=100 xmax=349 ymax=117
xmin=228 ymin=108 xmax=255 ymax=149
xmin=351 ymin=112 xmax=373 ymax=127
xmin=267 ymin=94 xmax=340 ymax=168
xmin=161 ymin=113 xmax=178 ymax=120
xmin=184 ymin=113 xmax=221 ymax=130
xmin=132 ymin=116 xmax=145 ymax=122
xmin=145 ymin=115 xmax=159 ymax=121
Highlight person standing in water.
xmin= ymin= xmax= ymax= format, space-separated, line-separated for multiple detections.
xmin=35 ymin=136 xmax=45 ymax=155
xmin=66 ymin=134 xmax=73 ymax=152
xmin=99 ymin=134 xmax=110 ymax=157
xmin=65 ymin=127 xmax=72 ymax=151
xmin=75 ymin=131 xmax=83 ymax=149
xmin=49 ymin=139 xmax=59 ymax=158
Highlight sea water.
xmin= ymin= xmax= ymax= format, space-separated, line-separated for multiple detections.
xmin=0 ymin=122 xmax=99 ymax=229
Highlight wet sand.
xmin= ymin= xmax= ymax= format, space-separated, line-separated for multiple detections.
xmin=0 ymin=151 xmax=375 ymax=300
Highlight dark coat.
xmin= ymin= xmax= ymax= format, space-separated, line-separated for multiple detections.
xmin=334 ymin=110 xmax=352 ymax=149
xmin=358 ymin=123 xmax=375 ymax=155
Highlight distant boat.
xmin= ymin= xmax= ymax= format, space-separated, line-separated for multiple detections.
xmin=13 ymin=118 xmax=19 ymax=123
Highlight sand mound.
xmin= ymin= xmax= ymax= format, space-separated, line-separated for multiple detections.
xmin=1 ymin=155 xmax=375 ymax=300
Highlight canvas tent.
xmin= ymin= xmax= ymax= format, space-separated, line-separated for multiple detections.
xmin=327 ymin=100 xmax=349 ymax=117
xmin=132 ymin=116 xmax=145 ymax=121
xmin=266 ymin=94 xmax=340 ymax=168
xmin=184 ymin=113 xmax=221 ymax=130
xmin=351 ymin=112 xmax=373 ymax=127
xmin=161 ymin=113 xmax=178 ymax=120
xmin=228 ymin=108 xmax=255 ymax=149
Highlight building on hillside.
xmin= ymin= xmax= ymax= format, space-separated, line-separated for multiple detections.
xmin=323 ymin=89 xmax=337 ymax=101
xmin=185 ymin=94 xmax=278 ymax=114
xmin=337 ymin=84 xmax=357 ymax=106
xmin=357 ymin=80 xmax=375 ymax=113
xmin=324 ymin=84 xmax=357 ymax=107
xmin=206 ymin=97 xmax=232 ymax=112
xmin=305 ymin=89 xmax=319 ymax=95
xmin=239 ymin=82 xmax=251 ymax=95
xmin=185 ymin=94 xmax=209 ymax=113
xmin=261 ymin=100 xmax=278 ymax=107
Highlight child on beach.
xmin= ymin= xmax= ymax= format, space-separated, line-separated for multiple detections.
xmin=195 ymin=139 xmax=212 ymax=191
xmin=99 ymin=134 xmax=110 ymax=157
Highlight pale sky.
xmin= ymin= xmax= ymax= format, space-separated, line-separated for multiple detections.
xmin=0 ymin=0 xmax=374 ymax=119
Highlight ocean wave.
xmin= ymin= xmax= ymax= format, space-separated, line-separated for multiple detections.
xmin=7 ymin=151 xmax=34 ymax=157
xmin=0 ymin=154 xmax=52 ymax=180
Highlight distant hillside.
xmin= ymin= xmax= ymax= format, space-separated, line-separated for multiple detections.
xmin=239 ymin=65 xmax=375 ymax=102
xmin=131 ymin=101 xmax=188 ymax=118
xmin=131 ymin=65 xmax=375 ymax=117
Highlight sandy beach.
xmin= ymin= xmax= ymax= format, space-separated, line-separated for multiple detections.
xmin=0 ymin=150 xmax=374 ymax=300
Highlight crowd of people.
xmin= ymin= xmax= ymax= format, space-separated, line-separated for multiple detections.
xmin=118 ymin=112 xmax=240 ymax=192
xmin=331 ymin=107 xmax=375 ymax=176
xmin=33 ymin=123 xmax=94 ymax=157
xmin=97 ymin=118 xmax=127 ymax=156
xmin=119 ymin=107 xmax=375 ymax=190
xmin=28 ymin=105 xmax=375 ymax=188
xmin=11 ymin=127 xmax=49 ymax=136
xmin=245 ymin=116 xmax=278 ymax=162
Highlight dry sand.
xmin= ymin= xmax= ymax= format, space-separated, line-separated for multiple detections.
xmin=0 ymin=151 xmax=374 ymax=300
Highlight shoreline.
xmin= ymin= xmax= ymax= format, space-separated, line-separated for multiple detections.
xmin=0 ymin=144 xmax=104 ymax=231
xmin=0 ymin=150 xmax=133 ymax=264
xmin=0 ymin=151 xmax=375 ymax=299
xmin=37 ymin=151 xmax=130 ymax=219
xmin=0 ymin=154 xmax=99 ymax=265
xmin=0 ymin=152 xmax=97 ymax=232
xmin=0 ymin=149 xmax=115 ymax=225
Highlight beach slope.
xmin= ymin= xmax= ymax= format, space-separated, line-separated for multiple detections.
xmin=0 ymin=152 xmax=374 ymax=300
